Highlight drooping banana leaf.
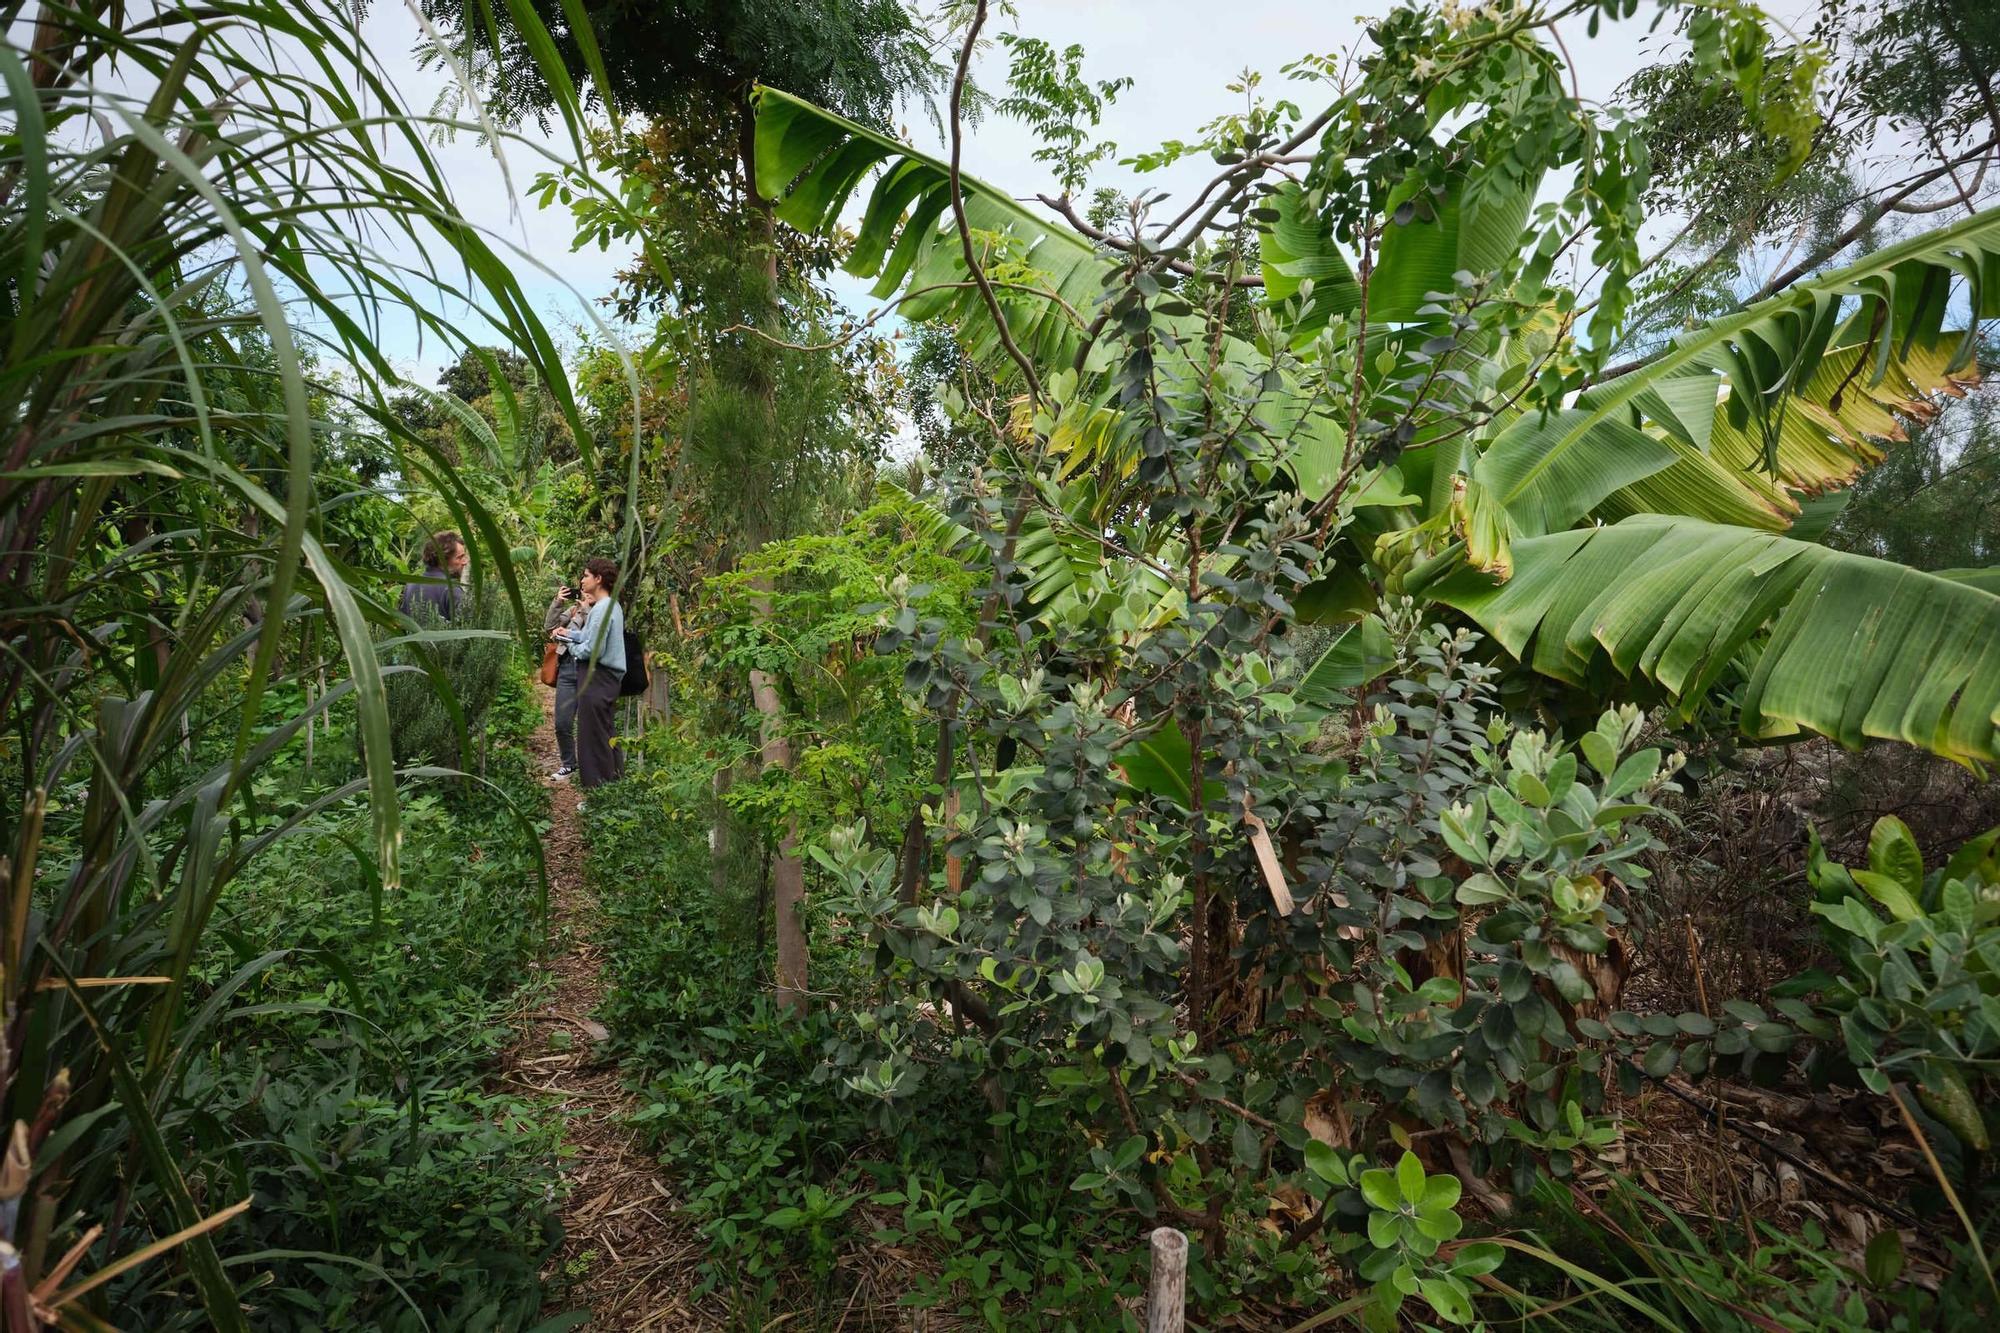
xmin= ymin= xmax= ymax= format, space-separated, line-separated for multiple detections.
xmin=1597 ymin=334 xmax=1978 ymax=531
xmin=753 ymin=86 xmax=1104 ymax=373
xmin=1433 ymin=514 xmax=2000 ymax=763
xmin=1475 ymin=207 xmax=2000 ymax=536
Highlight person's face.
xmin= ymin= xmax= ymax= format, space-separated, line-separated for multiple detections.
xmin=580 ymin=569 xmax=600 ymax=598
xmin=447 ymin=544 xmax=470 ymax=576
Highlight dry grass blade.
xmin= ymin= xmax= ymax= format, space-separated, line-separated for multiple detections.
xmin=39 ymin=1199 xmax=252 ymax=1309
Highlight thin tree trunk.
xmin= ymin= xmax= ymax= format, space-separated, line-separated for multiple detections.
xmin=734 ymin=96 xmax=808 ymax=1014
xmin=710 ymin=762 xmax=733 ymax=895
xmin=749 ymin=663 xmax=807 ymax=1014
xmin=754 ymin=833 xmax=771 ymax=958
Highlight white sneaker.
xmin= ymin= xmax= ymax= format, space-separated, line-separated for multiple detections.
xmin=552 ymin=766 xmax=573 ymax=781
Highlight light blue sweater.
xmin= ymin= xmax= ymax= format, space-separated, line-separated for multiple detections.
xmin=566 ymin=595 xmax=626 ymax=672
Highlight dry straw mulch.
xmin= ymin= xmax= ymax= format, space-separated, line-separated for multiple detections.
xmin=498 ymin=693 xmax=717 ymax=1330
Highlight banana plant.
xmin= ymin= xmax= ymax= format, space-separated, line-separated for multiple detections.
xmin=749 ymin=12 xmax=2000 ymax=764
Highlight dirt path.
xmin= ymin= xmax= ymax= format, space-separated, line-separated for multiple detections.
xmin=500 ymin=690 xmax=712 ymax=1329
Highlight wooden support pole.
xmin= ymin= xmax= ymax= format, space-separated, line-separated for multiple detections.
xmin=1146 ymin=1226 xmax=1187 ymax=1333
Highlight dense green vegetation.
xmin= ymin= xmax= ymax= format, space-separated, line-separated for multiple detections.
xmin=6 ymin=0 xmax=2000 ymax=1327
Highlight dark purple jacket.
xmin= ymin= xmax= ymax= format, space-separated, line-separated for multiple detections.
xmin=398 ymin=566 xmax=467 ymax=621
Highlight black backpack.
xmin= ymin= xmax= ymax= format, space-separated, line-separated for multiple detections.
xmin=619 ymin=628 xmax=648 ymax=697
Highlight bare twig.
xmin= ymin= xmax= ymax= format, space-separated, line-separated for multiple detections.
xmin=948 ymin=1 xmax=1041 ymax=407
xmin=717 ymin=277 xmax=1085 ymax=351
xmin=1548 ymin=20 xmax=1582 ymax=105
xmin=1037 ymin=193 xmax=1264 ymax=287
xmin=1171 ymin=1071 xmax=1280 ymax=1131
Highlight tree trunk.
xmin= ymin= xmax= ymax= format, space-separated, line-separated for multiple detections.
xmin=749 ymin=663 xmax=808 ymax=1014
xmin=710 ymin=762 xmax=733 ymax=895
xmin=733 ymin=95 xmax=809 ymax=1012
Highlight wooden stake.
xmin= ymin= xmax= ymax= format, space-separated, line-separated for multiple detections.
xmin=1146 ymin=1226 xmax=1187 ymax=1333
xmin=1241 ymin=800 xmax=1294 ymax=918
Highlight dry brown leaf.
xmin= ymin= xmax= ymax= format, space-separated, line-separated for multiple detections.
xmin=1303 ymin=1091 xmax=1353 ymax=1151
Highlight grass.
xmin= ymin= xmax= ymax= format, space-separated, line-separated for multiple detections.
xmin=94 ymin=670 xmax=573 ymax=1328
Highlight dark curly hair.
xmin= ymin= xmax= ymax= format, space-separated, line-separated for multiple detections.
xmin=421 ymin=530 xmax=464 ymax=569
xmin=584 ymin=556 xmax=618 ymax=593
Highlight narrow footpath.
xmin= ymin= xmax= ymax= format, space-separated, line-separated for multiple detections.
xmin=499 ymin=691 xmax=711 ymax=1329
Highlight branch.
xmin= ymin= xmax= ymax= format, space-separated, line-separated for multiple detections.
xmin=1155 ymin=102 xmax=1342 ymax=248
xmin=948 ymin=1 xmax=1041 ymax=407
xmin=1888 ymin=146 xmax=1991 ymax=217
xmin=717 ymin=278 xmax=1085 ymax=351
xmin=1037 ymin=193 xmax=1264 ymax=287
xmin=1746 ymin=139 xmax=1996 ymax=302
xmin=1171 ymin=1070 xmax=1280 ymax=1131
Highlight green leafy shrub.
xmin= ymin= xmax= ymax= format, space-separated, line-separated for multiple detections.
xmin=386 ymin=594 xmax=525 ymax=773
xmin=111 ymin=756 xmax=563 ymax=1328
xmin=811 ymin=610 xmax=1698 ymax=1295
xmin=584 ymin=778 xmax=1157 ymax=1327
xmin=1787 ymin=815 xmax=2000 ymax=1148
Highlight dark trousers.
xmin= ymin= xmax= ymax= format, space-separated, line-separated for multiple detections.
xmin=576 ymin=664 xmax=625 ymax=788
xmin=552 ymin=661 xmax=580 ymax=769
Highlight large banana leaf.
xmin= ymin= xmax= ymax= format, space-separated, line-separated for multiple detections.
xmin=753 ymin=86 xmax=1103 ymax=372
xmin=1261 ymin=181 xmax=1359 ymax=343
xmin=1598 ymin=334 xmax=1978 ymax=531
xmin=1433 ymin=515 xmax=2000 ymax=762
xmin=1258 ymin=153 xmax=1539 ymax=339
xmin=875 ymin=477 xmax=1191 ymax=634
xmin=754 ymin=88 xmax=1370 ymax=513
xmin=1476 ymin=208 xmax=2000 ymax=536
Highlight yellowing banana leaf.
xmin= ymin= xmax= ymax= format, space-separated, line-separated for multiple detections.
xmin=1476 ymin=208 xmax=2000 ymax=536
xmin=1434 ymin=515 xmax=2000 ymax=762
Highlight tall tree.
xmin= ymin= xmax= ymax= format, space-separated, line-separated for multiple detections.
xmin=1617 ymin=0 xmax=1999 ymax=357
xmin=427 ymin=0 xmax=944 ymax=1012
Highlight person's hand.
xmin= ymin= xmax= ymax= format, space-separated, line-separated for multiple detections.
xmin=550 ymin=627 xmax=569 ymax=641
xmin=557 ymin=584 xmax=575 ymax=601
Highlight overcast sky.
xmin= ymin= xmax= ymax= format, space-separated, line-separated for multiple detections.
xmin=358 ymin=0 xmax=1730 ymax=383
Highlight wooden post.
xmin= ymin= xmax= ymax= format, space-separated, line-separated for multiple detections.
xmin=1146 ymin=1226 xmax=1187 ymax=1333
xmin=642 ymin=667 xmax=671 ymax=725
